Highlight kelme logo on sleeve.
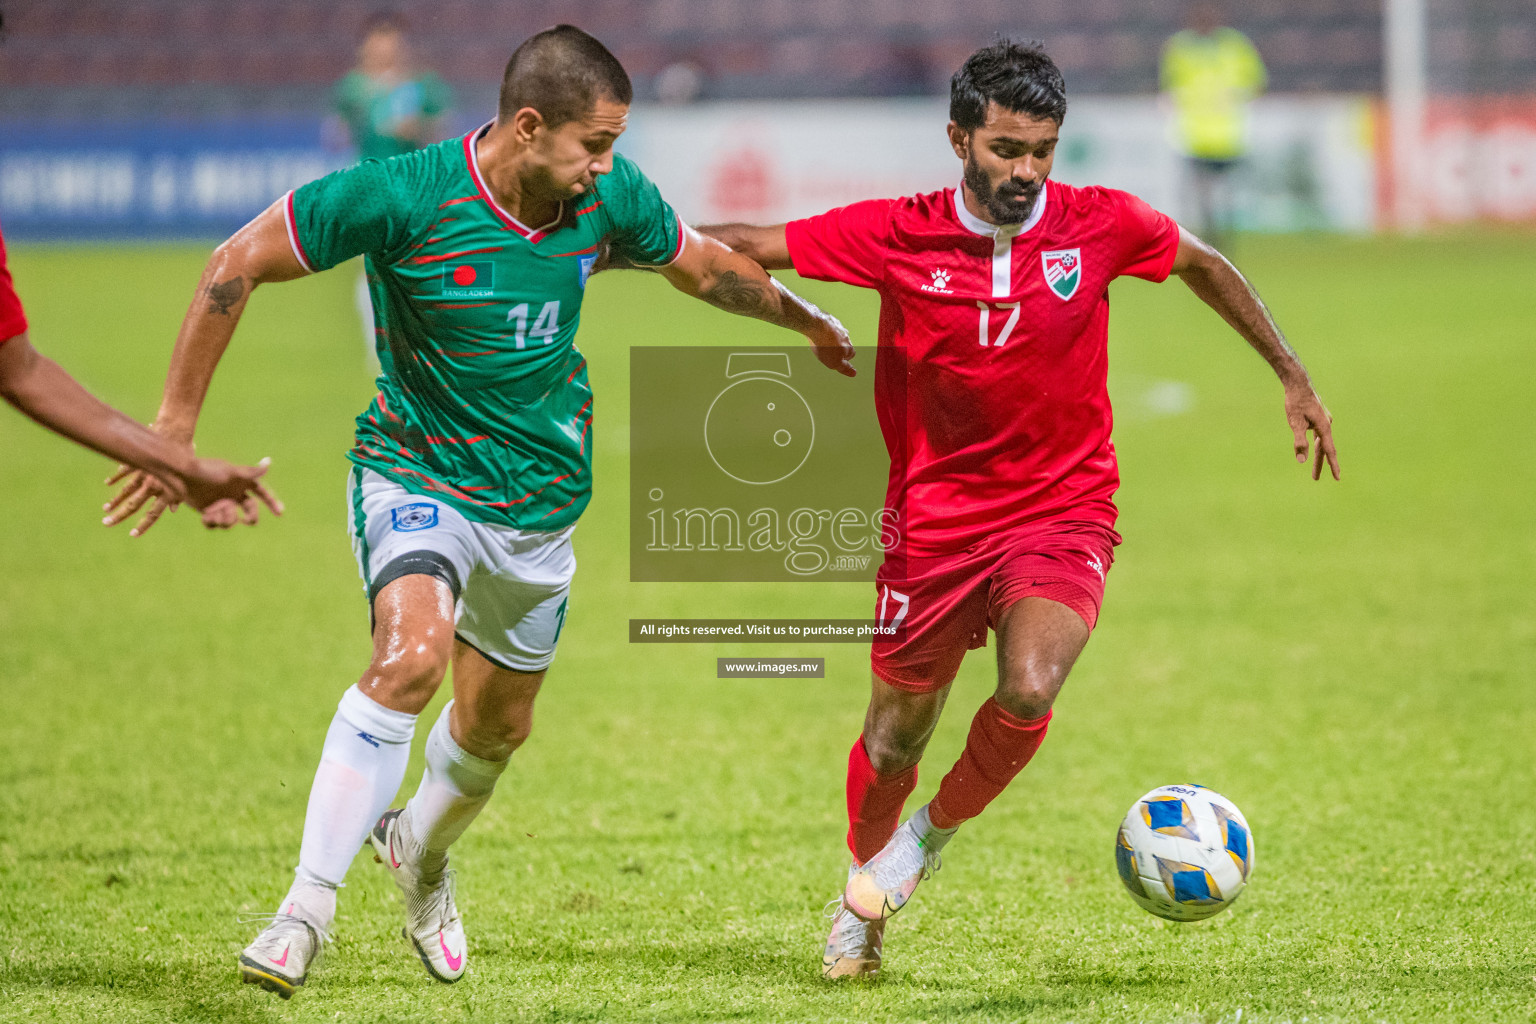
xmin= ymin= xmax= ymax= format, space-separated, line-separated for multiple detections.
xmin=442 ymin=261 xmax=495 ymax=298
xmin=1041 ymin=248 xmax=1081 ymax=300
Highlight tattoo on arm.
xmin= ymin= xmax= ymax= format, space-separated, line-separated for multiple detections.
xmin=701 ymin=270 xmax=769 ymax=316
xmin=207 ymin=276 xmax=246 ymax=316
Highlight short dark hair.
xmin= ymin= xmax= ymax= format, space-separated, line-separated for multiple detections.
xmin=499 ymin=25 xmax=633 ymax=129
xmin=950 ymin=39 xmax=1067 ymax=131
xmin=361 ymin=10 xmax=406 ymax=39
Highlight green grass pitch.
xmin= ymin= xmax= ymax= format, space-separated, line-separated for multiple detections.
xmin=1 ymin=233 xmax=1533 ymax=1023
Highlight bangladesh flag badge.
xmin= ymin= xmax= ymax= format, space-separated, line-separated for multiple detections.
xmin=1041 ymin=248 xmax=1081 ymax=300
xmin=442 ymin=260 xmax=494 ymax=298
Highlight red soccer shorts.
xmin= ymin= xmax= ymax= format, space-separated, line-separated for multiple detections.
xmin=870 ymin=514 xmax=1121 ymax=693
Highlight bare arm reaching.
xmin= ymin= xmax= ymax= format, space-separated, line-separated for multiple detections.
xmin=694 ymin=223 xmax=793 ymax=270
xmin=0 ymin=331 xmax=280 ymax=528
xmin=103 ymin=200 xmax=309 ymax=534
xmin=659 ymin=224 xmax=855 ymax=377
xmin=1170 ymin=227 xmax=1340 ymax=481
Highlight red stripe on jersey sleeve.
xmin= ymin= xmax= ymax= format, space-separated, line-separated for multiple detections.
xmin=283 ymin=191 xmax=316 ymax=273
xmin=659 ymin=211 xmax=687 ymax=266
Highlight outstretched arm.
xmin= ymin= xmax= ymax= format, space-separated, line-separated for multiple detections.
xmin=694 ymin=223 xmax=793 ymax=270
xmin=1171 ymin=227 xmax=1340 ymax=481
xmin=0 ymin=331 xmax=280 ymax=527
xmin=658 ymin=224 xmax=855 ymax=376
xmin=104 ymin=199 xmax=309 ymax=533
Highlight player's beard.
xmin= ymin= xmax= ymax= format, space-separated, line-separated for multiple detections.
xmin=963 ymin=153 xmax=1041 ymax=225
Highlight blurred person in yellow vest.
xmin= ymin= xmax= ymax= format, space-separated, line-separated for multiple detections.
xmin=1160 ymin=2 xmax=1266 ymax=252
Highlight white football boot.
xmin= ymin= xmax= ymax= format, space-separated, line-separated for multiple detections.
xmin=237 ymin=904 xmax=323 ymax=999
xmin=842 ymin=818 xmax=942 ymax=921
xmin=368 ymin=809 xmax=467 ymax=982
xmin=822 ymin=882 xmax=886 ymax=980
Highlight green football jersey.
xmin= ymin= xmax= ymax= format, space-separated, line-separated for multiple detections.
xmin=285 ymin=125 xmax=682 ymax=530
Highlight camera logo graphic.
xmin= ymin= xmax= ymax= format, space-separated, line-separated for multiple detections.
xmin=703 ymin=352 xmax=815 ymax=486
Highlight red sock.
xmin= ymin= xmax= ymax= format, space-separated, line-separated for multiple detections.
xmin=845 ymin=734 xmax=918 ymax=865
xmin=929 ymin=699 xmax=1051 ymax=829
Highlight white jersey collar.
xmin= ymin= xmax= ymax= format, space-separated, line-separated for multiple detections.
xmin=467 ymin=121 xmax=564 ymax=237
xmin=953 ymin=180 xmax=1049 ymax=238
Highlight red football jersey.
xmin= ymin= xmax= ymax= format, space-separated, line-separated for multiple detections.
xmin=786 ymin=181 xmax=1179 ymax=556
xmin=0 ymin=220 xmax=27 ymax=343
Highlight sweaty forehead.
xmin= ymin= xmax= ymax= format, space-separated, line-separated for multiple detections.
xmin=977 ymin=103 xmax=1059 ymax=144
xmin=578 ymin=98 xmax=630 ymax=136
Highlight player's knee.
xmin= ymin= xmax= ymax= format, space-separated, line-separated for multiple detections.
xmin=862 ymin=727 xmax=926 ymax=775
xmin=365 ymin=630 xmax=453 ymax=709
xmin=457 ymin=704 xmax=533 ymax=762
xmin=994 ymin=673 xmax=1061 ymax=721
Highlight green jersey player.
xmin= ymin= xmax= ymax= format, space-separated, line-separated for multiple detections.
xmin=332 ymin=12 xmax=453 ymax=162
xmin=109 ymin=26 xmax=854 ymax=999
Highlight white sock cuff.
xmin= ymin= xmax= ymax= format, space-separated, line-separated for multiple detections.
xmin=294 ymin=866 xmax=340 ymax=890
xmin=913 ymin=802 xmax=957 ymax=837
xmin=337 ymin=685 xmax=417 ymax=745
xmin=427 ymin=701 xmax=509 ymax=788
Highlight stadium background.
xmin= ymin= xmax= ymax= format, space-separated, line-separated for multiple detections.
xmin=2 ymin=3 xmax=1534 ymax=1022
xmin=4 ymin=0 xmax=1536 ymax=236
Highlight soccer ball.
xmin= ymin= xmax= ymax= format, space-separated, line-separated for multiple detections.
xmin=1114 ymin=784 xmax=1255 ymax=922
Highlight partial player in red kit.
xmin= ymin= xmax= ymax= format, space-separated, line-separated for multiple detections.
xmin=0 ymin=217 xmax=278 ymax=528
xmin=702 ymin=39 xmax=1338 ymax=978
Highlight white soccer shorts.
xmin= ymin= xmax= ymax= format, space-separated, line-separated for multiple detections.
xmin=346 ymin=467 xmax=576 ymax=673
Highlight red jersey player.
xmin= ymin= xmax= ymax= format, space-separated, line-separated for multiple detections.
xmin=0 ymin=218 xmax=278 ymax=528
xmin=702 ymin=40 xmax=1338 ymax=979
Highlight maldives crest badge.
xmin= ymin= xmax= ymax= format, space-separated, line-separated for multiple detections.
xmin=1041 ymin=248 xmax=1081 ymax=300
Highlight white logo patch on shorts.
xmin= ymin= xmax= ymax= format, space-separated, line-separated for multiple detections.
xmin=391 ymin=503 xmax=440 ymax=532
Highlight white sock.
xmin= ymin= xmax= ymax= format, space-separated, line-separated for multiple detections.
xmin=910 ymin=802 xmax=959 ymax=854
xmin=398 ymin=701 xmax=508 ymax=881
xmin=275 ymin=873 xmax=337 ymax=936
xmin=294 ymin=685 xmax=417 ymax=916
